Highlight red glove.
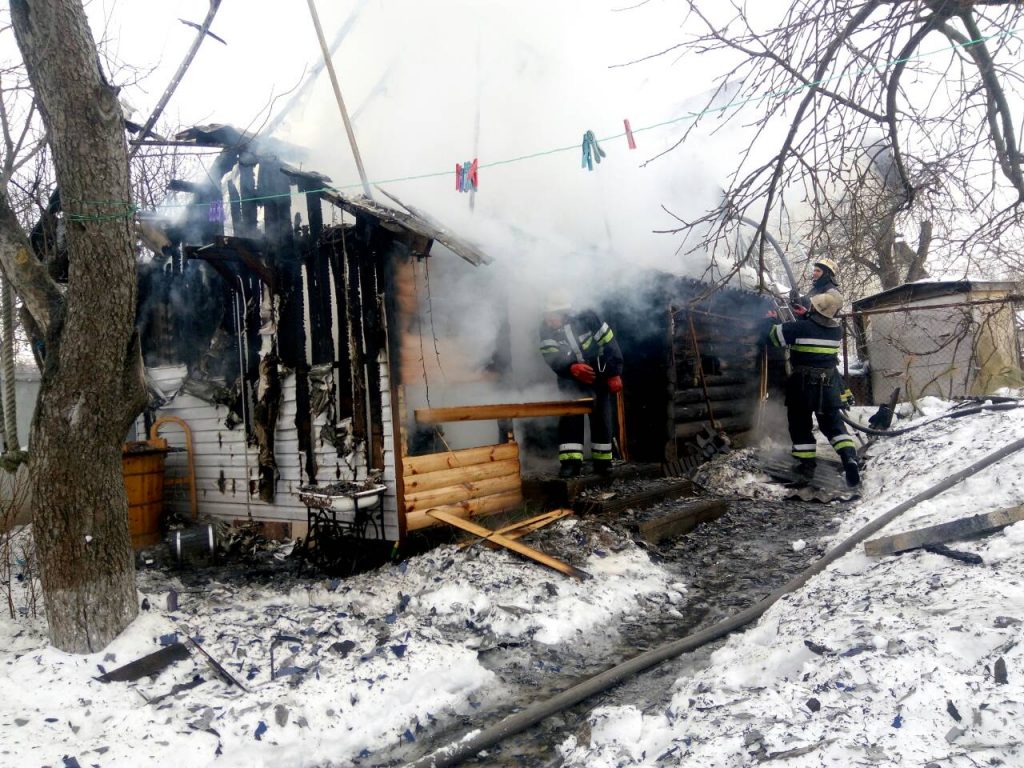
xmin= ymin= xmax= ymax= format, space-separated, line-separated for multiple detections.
xmin=765 ymin=309 xmax=777 ymax=319
xmin=607 ymin=375 xmax=623 ymax=394
xmin=791 ymin=303 xmax=808 ymax=317
xmin=569 ymin=363 xmax=595 ymax=384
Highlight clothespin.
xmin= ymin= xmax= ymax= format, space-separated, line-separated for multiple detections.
xmin=208 ymin=200 xmax=225 ymax=223
xmin=456 ymin=158 xmax=479 ymax=193
xmin=623 ymin=119 xmax=637 ymax=150
xmin=581 ymin=130 xmax=606 ymax=171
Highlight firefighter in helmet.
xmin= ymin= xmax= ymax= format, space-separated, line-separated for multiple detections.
xmin=767 ymin=291 xmax=860 ymax=487
xmin=791 ymin=256 xmax=841 ymax=317
xmin=790 ymin=255 xmax=855 ymax=410
xmin=539 ymin=290 xmax=623 ymax=478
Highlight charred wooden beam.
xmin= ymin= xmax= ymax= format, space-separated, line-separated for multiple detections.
xmin=636 ymin=498 xmax=728 ymax=545
xmin=674 ymin=385 xmax=753 ymax=404
xmin=674 ymin=399 xmax=750 ymax=422
xmin=675 ymin=415 xmax=752 ymax=439
xmin=572 ymin=479 xmax=694 ymax=516
xmin=415 ymin=400 xmax=594 ymax=424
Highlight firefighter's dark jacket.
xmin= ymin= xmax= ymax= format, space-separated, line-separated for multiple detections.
xmin=539 ymin=310 xmax=623 ymax=380
xmin=768 ymin=314 xmax=843 ymax=410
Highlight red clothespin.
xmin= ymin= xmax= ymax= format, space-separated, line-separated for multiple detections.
xmin=468 ymin=158 xmax=479 ymax=190
xmin=455 ymin=162 xmax=463 ymax=191
xmin=624 ymin=119 xmax=637 ymax=150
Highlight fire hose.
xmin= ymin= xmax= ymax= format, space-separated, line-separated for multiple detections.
xmin=841 ymin=399 xmax=1024 ymax=437
xmin=406 ymin=434 xmax=1024 ymax=768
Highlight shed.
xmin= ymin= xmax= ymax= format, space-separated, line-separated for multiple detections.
xmin=850 ymin=280 xmax=1023 ymax=403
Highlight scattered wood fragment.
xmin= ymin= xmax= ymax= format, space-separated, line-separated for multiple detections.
xmin=457 ymin=509 xmax=574 ymax=550
xmin=415 ymin=399 xmax=593 ymax=424
xmin=864 ymin=504 xmax=1024 ymax=557
xmin=923 ymin=544 xmax=984 ymax=565
xmin=636 ymin=499 xmax=728 ymax=545
xmin=96 ymin=643 xmax=190 ymax=683
xmin=426 ymin=508 xmax=586 ymax=580
xmin=180 ymin=629 xmax=247 ymax=692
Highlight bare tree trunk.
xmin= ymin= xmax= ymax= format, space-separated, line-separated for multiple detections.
xmin=8 ymin=0 xmax=147 ymax=652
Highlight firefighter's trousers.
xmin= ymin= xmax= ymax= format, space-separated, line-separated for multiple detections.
xmin=557 ymin=378 xmax=614 ymax=463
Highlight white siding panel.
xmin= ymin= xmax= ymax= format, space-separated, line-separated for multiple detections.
xmin=149 ymin=363 xmax=397 ymax=537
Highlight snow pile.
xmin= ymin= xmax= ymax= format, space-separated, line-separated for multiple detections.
xmin=560 ymin=405 xmax=1024 ymax=767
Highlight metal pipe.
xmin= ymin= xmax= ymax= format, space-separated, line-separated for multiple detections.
xmin=406 ymin=433 xmax=1024 ymax=768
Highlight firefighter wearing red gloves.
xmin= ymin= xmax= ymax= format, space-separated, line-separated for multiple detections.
xmin=539 ymin=291 xmax=624 ymax=478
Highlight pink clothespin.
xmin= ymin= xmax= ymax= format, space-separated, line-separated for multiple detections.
xmin=624 ymin=119 xmax=637 ymax=150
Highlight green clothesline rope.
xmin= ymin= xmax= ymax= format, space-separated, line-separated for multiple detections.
xmin=63 ymin=24 xmax=1018 ymax=222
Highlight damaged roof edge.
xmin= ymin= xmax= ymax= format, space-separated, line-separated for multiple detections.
xmin=318 ymin=185 xmax=492 ymax=267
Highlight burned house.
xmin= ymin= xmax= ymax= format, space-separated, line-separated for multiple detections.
xmin=135 ymin=125 xmax=776 ymax=556
xmin=136 ymin=125 xmax=500 ymax=546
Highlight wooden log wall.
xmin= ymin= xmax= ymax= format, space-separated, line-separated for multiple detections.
xmin=401 ymin=442 xmax=523 ymax=531
xmin=670 ymin=290 xmax=770 ymax=451
xmin=601 ymin=273 xmax=772 ymax=462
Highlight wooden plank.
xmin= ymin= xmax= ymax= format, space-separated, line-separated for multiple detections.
xmin=404 ymin=472 xmax=522 ymax=512
xmin=415 ymin=399 xmax=593 ymax=424
xmin=637 ymin=499 xmax=728 ymax=545
xmin=426 ymin=508 xmax=585 ymax=579
xmin=458 ymin=508 xmax=574 ymax=549
xmin=403 ymin=457 xmax=520 ymax=493
xmin=864 ymin=504 xmax=1024 ymax=557
xmin=403 ymin=443 xmax=518 ymax=475
xmin=405 ymin=490 xmax=523 ymax=531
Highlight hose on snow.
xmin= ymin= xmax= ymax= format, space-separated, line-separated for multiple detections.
xmin=406 ymin=434 xmax=1024 ymax=768
xmin=841 ymin=399 xmax=1024 ymax=437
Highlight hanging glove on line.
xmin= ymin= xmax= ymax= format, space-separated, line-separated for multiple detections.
xmin=570 ymin=363 xmax=596 ymax=384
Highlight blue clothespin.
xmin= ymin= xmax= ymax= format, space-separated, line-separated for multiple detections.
xmin=208 ymin=200 xmax=225 ymax=223
xmin=581 ymin=130 xmax=606 ymax=171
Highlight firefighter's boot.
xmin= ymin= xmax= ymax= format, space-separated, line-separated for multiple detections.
xmin=592 ymin=459 xmax=613 ymax=477
xmin=558 ymin=460 xmax=582 ymax=479
xmin=838 ymin=448 xmax=860 ymax=487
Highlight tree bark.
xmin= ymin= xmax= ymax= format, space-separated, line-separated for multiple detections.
xmin=9 ymin=0 xmax=148 ymax=652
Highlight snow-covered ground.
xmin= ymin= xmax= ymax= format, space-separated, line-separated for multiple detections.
xmin=2 ymin=399 xmax=1022 ymax=768
xmin=560 ymin=400 xmax=1024 ymax=767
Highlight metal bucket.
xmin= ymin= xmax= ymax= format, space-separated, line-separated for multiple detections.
xmin=171 ymin=524 xmax=216 ymax=565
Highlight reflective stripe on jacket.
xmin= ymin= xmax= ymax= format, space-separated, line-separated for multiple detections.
xmin=539 ymin=309 xmax=623 ymax=378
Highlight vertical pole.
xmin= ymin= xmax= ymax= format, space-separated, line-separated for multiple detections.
xmin=306 ymin=0 xmax=374 ymax=200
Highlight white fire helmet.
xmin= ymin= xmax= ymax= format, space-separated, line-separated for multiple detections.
xmin=544 ymin=289 xmax=572 ymax=313
xmin=810 ymin=292 xmax=843 ymax=319
xmin=814 ymin=257 xmax=838 ymax=277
